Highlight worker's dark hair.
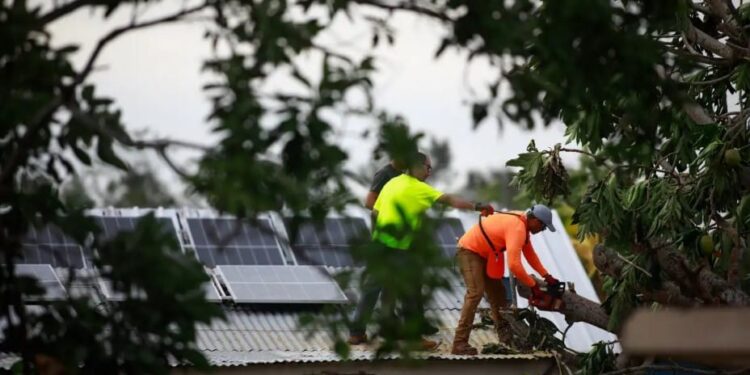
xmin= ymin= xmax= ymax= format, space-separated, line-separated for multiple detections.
xmin=406 ymin=152 xmax=429 ymax=174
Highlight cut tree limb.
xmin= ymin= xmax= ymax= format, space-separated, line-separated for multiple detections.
xmin=516 ymin=284 xmax=611 ymax=332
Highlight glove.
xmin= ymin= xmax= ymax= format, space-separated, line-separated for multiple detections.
xmin=543 ymin=274 xmax=560 ymax=287
xmin=475 ymin=202 xmax=495 ymax=217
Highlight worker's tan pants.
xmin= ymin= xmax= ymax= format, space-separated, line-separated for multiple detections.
xmin=453 ymin=248 xmax=509 ymax=346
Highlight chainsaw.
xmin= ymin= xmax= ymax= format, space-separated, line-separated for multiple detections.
xmin=529 ymin=280 xmax=566 ymax=312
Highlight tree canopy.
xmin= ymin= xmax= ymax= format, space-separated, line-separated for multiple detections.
xmin=2 ymin=0 xmax=750 ymax=373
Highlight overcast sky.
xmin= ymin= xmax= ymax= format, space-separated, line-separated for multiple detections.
xmin=47 ymin=2 xmax=575 ymax=195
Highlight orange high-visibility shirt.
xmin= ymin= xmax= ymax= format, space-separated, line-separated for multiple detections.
xmin=457 ymin=212 xmax=549 ymax=287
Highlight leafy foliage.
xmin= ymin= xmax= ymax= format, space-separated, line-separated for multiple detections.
xmin=577 ymin=341 xmax=617 ymax=374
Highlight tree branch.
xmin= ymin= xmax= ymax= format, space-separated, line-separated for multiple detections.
xmin=684 ymin=20 xmax=736 ymax=59
xmin=676 ymin=71 xmax=734 ymax=86
xmin=706 ymin=0 xmax=746 ymax=42
xmin=353 ymin=0 xmax=453 ymax=22
xmin=39 ymin=0 xmax=97 ymax=25
xmin=75 ymin=2 xmax=210 ymax=85
xmin=69 ymin=109 xmax=211 ymax=152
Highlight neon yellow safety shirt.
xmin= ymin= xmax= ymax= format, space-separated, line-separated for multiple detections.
xmin=372 ymin=174 xmax=443 ymax=249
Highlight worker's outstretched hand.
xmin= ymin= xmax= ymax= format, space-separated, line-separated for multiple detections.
xmin=478 ymin=204 xmax=494 ymax=217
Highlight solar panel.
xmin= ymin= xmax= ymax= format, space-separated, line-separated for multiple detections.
xmin=16 ymin=264 xmax=67 ymax=300
xmin=187 ymin=218 xmax=285 ymax=267
xmin=204 ymin=281 xmax=223 ymax=302
xmin=432 ymin=217 xmax=465 ymax=258
xmin=20 ymin=224 xmax=87 ymax=268
xmin=216 ymin=265 xmax=348 ymax=304
xmin=284 ymin=218 xmax=368 ymax=267
xmin=93 ymin=216 xmax=178 ymax=244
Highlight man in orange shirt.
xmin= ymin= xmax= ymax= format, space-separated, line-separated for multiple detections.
xmin=450 ymin=204 xmax=560 ymax=355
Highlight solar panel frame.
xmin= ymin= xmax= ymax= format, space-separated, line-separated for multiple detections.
xmin=185 ymin=217 xmax=286 ymax=267
xmin=216 ymin=265 xmax=348 ymax=304
xmin=20 ymin=224 xmax=88 ymax=269
xmin=16 ymin=264 xmax=67 ymax=301
xmin=283 ymin=217 xmax=368 ymax=267
xmin=432 ymin=217 xmax=465 ymax=258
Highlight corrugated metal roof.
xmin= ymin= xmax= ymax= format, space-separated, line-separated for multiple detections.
xmin=197 ymin=307 xmax=505 ymax=354
xmin=202 ymin=350 xmax=553 ymax=367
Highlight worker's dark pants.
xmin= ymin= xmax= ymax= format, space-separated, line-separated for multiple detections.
xmin=350 ymin=246 xmax=427 ymax=338
xmin=350 ymin=273 xmax=382 ymax=337
xmin=453 ymin=248 xmax=509 ymax=347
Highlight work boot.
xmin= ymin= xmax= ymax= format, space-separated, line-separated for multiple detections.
xmin=347 ymin=333 xmax=368 ymax=345
xmin=451 ymin=342 xmax=478 ymax=356
xmin=418 ymin=338 xmax=440 ymax=351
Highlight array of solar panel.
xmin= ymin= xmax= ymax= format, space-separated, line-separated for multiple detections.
xmin=187 ymin=218 xmax=284 ymax=267
xmin=217 ymin=265 xmax=348 ymax=303
xmin=20 ymin=224 xmax=87 ymax=268
xmin=93 ymin=216 xmax=178 ymax=244
xmin=284 ymin=218 xmax=368 ymax=267
xmin=16 ymin=264 xmax=67 ymax=300
xmin=432 ymin=218 xmax=465 ymax=257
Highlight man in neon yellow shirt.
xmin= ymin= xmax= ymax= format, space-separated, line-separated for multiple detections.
xmin=349 ymin=152 xmax=493 ymax=349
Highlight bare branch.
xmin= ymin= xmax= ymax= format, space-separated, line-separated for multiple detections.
xmin=69 ymin=109 xmax=211 ymax=152
xmin=75 ymin=3 xmax=210 ymax=85
xmin=156 ymin=147 xmax=191 ymax=180
xmin=39 ymin=0 xmax=97 ymax=25
xmin=353 ymin=0 xmax=453 ymax=22
xmin=676 ymin=71 xmax=734 ymax=86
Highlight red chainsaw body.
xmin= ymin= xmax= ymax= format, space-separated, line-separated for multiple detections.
xmin=529 ymin=282 xmax=566 ymax=311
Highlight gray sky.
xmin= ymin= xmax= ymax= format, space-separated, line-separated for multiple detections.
xmin=48 ymin=2 xmax=575 ymax=195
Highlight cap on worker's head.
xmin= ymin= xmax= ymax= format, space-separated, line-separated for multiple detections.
xmin=527 ymin=204 xmax=556 ymax=232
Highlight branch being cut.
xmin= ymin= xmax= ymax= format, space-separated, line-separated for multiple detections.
xmin=516 ymin=283 xmax=611 ymax=331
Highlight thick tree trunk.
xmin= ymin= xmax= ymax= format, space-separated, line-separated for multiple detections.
xmin=594 ymin=244 xmax=750 ymax=306
xmin=655 ymin=247 xmax=750 ymax=306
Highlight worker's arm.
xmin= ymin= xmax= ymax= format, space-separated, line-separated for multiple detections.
xmin=436 ymin=194 xmax=493 ymax=212
xmin=364 ymin=191 xmax=378 ymax=210
xmin=506 ymin=227 xmax=537 ymax=287
xmin=522 ymin=242 xmax=550 ymax=278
